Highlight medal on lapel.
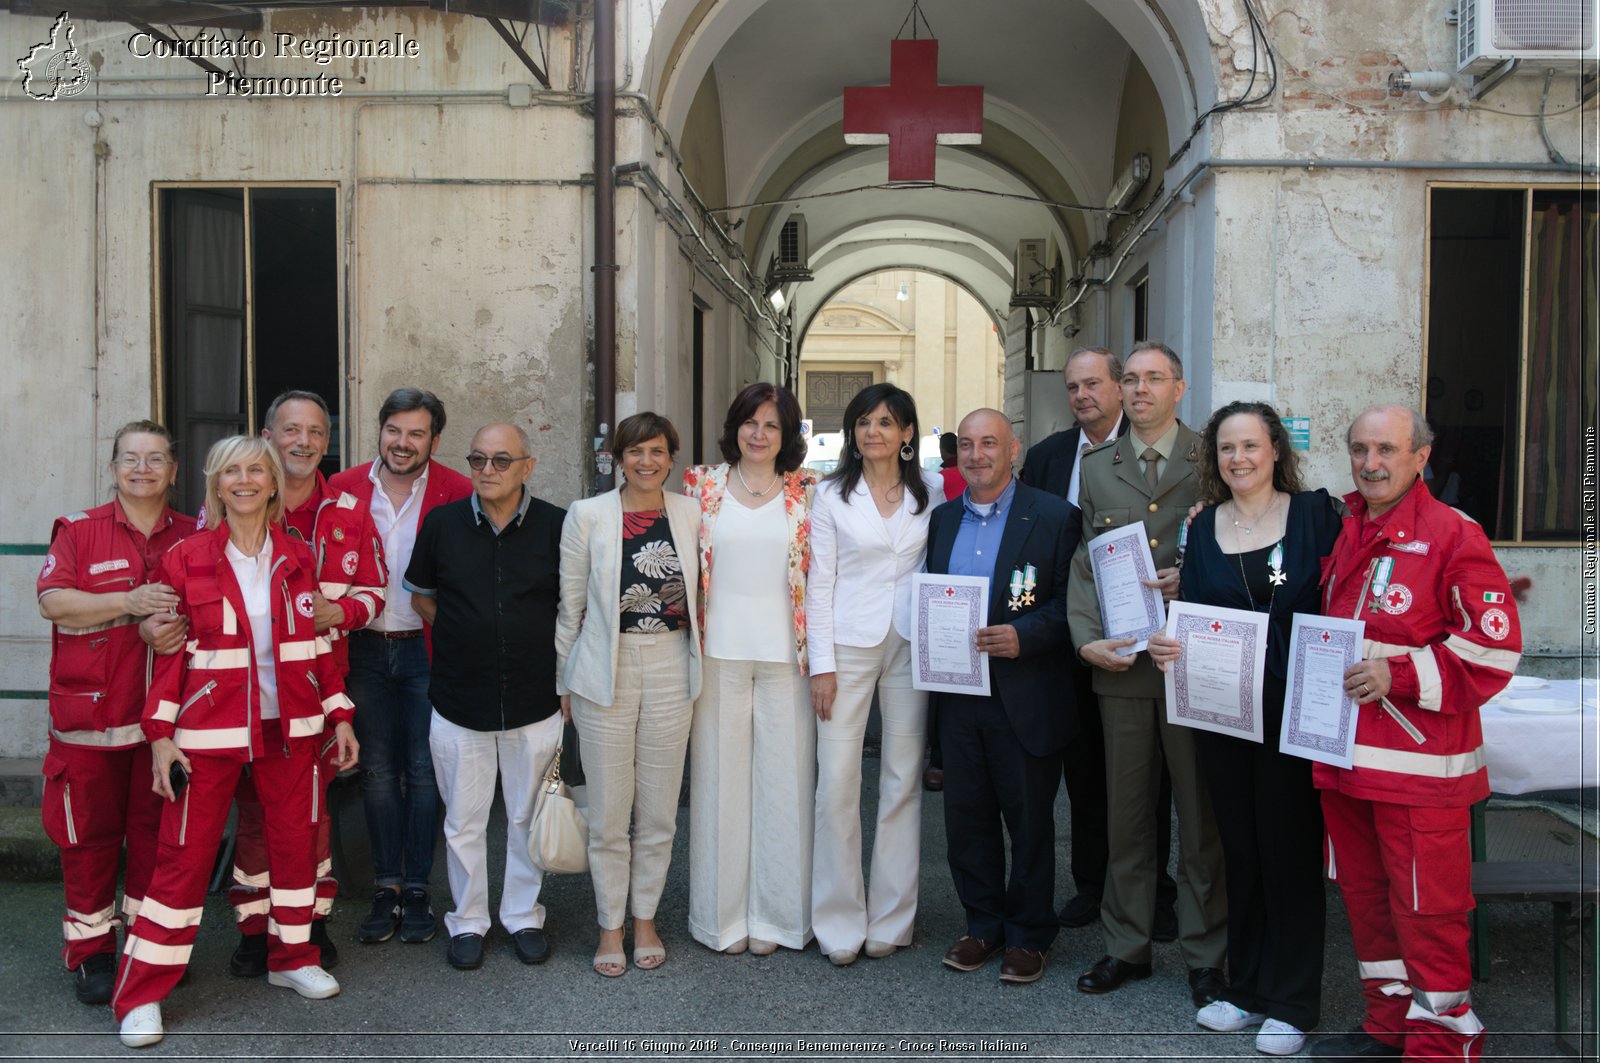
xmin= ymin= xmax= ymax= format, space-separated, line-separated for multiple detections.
xmin=1267 ymin=543 xmax=1286 ymax=586
xmin=1022 ymin=563 xmax=1037 ymax=606
xmin=1008 ymin=567 xmax=1024 ymax=612
xmin=1369 ymin=557 xmax=1394 ymax=612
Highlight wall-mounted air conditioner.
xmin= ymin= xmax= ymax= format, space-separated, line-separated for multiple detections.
xmin=1458 ymin=0 xmax=1596 ymax=75
xmin=1011 ymin=238 xmax=1056 ymax=308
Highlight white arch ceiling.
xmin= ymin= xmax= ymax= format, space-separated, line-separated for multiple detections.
xmin=636 ymin=0 xmax=1243 ymax=358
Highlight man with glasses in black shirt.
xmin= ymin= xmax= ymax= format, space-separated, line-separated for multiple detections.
xmin=403 ymin=423 xmax=567 ymax=971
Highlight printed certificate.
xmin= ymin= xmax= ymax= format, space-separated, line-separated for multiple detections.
xmin=1280 ymin=614 xmax=1364 ymax=768
xmin=1163 ymin=602 xmax=1268 ymax=742
xmin=911 ymin=573 xmax=991 ymax=697
xmin=1087 ymin=520 xmax=1166 ymax=655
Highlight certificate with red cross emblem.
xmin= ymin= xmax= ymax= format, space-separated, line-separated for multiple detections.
xmin=1280 ymin=614 xmax=1365 ymax=769
xmin=1163 ymin=602 xmax=1268 ymax=742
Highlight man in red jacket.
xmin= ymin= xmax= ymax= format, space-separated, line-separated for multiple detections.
xmin=1310 ymin=405 xmax=1520 ymax=1063
xmin=225 ymin=390 xmax=387 ymax=977
xmin=329 ymin=388 xmax=473 ymax=947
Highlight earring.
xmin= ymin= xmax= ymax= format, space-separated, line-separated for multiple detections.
xmin=852 ymin=449 xmax=862 ymax=460
xmin=899 ymin=440 xmax=915 ymax=462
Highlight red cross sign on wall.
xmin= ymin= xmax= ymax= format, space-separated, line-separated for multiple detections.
xmin=843 ymin=38 xmax=982 ymax=182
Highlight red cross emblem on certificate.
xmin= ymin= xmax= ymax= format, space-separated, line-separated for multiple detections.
xmin=1209 ymin=621 xmax=1224 ymax=633
xmin=944 ymin=586 xmax=956 ymax=597
xmin=1320 ymin=631 xmax=1332 ymax=643
xmin=843 ymin=39 xmax=983 ymax=182
xmin=1105 ymin=544 xmax=1116 ymax=555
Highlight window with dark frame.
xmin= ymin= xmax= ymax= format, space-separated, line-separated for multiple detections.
xmin=1131 ymin=273 xmax=1150 ymax=344
xmin=1425 ymin=185 xmax=1597 ymax=543
xmin=159 ymin=186 xmax=341 ymax=515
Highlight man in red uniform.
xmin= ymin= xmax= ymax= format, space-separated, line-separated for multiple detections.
xmin=226 ymin=391 xmax=386 ymax=976
xmin=38 ymin=422 xmax=196 ymax=1003
xmin=1310 ymin=405 xmax=1520 ymax=1062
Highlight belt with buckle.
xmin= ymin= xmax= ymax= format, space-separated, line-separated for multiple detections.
xmin=360 ymin=628 xmax=423 ymax=640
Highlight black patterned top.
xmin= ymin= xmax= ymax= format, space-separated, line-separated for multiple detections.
xmin=618 ymin=510 xmax=688 ymax=633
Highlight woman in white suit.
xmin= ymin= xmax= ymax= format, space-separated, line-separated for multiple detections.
xmin=556 ymin=412 xmax=702 ymax=978
xmin=807 ymin=382 xmax=943 ymax=966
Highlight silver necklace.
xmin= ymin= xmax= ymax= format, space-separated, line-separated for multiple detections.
xmin=1230 ymin=492 xmax=1281 ymax=536
xmin=1236 ymin=541 xmax=1284 ymax=613
xmin=735 ymin=463 xmax=777 ymax=498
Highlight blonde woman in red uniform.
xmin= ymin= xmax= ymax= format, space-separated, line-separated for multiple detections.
xmin=37 ymin=421 xmax=195 ymax=1006
xmin=110 ymin=436 xmax=356 ymax=1048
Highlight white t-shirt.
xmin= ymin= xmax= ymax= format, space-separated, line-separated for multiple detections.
xmin=225 ymin=532 xmax=279 ymax=721
xmin=704 ymin=491 xmax=792 ymax=663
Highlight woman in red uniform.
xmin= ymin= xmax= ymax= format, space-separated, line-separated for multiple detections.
xmin=37 ymin=421 xmax=195 ymax=1006
xmin=110 ymin=436 xmax=357 ymax=1048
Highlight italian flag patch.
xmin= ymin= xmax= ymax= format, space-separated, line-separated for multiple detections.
xmin=1482 ymin=591 xmax=1505 ymax=604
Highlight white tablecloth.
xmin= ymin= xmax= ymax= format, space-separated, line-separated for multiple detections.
xmin=1480 ymin=678 xmax=1597 ymax=795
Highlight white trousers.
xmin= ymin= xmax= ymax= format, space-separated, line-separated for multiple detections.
xmin=811 ymin=629 xmax=927 ymax=955
xmin=428 ymin=710 xmax=562 ymax=938
xmin=688 ymin=655 xmax=815 ymax=952
xmin=569 ymin=631 xmax=693 ymax=930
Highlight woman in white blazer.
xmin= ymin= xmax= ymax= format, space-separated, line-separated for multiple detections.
xmin=556 ymin=412 xmax=702 ymax=978
xmin=807 ymin=382 xmax=943 ymax=966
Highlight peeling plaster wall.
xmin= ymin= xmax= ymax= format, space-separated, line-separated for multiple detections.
xmin=1198 ymin=1 xmax=1591 ymax=659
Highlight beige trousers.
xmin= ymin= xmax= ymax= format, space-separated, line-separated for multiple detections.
xmin=570 ymin=631 xmax=693 ymax=930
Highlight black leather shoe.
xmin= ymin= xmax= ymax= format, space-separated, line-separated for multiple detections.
xmin=1075 ymin=954 xmax=1152 ymax=994
xmin=310 ymin=919 xmax=339 ymax=970
xmin=1057 ymin=892 xmax=1101 ymax=928
xmin=1309 ymin=1030 xmax=1403 ymax=1060
xmin=1152 ymin=903 xmax=1179 ymax=943
xmin=74 ymin=953 xmax=115 ymax=1004
xmin=1188 ymin=966 xmax=1228 ymax=1007
xmin=512 ymin=928 xmax=551 ymax=965
xmin=228 ymin=933 xmax=268 ymax=978
xmin=447 ymin=932 xmax=485 ymax=970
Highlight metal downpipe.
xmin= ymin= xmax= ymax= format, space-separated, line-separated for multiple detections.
xmin=592 ymin=0 xmax=617 ymax=495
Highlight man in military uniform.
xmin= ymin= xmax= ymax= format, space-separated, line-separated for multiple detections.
xmin=1066 ymin=341 xmax=1227 ymax=1008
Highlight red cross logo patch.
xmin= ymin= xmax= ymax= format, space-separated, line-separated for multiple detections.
xmin=342 ymin=551 xmax=359 ymax=576
xmin=1380 ymin=584 xmax=1413 ymax=615
xmin=1480 ymin=607 xmax=1510 ymax=641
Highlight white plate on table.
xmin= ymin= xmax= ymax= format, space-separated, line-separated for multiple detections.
xmin=1506 ymin=676 xmax=1549 ymax=691
xmin=1494 ymin=697 xmax=1576 ymax=715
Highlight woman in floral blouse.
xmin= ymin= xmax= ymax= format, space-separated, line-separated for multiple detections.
xmin=556 ymin=412 xmax=702 ymax=977
xmin=682 ymin=383 xmax=818 ymax=957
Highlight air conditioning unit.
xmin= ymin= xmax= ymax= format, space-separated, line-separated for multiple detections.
xmin=1458 ymin=0 xmax=1596 ymax=75
xmin=777 ymin=214 xmax=808 ymax=271
xmin=1011 ymin=238 xmax=1056 ymax=308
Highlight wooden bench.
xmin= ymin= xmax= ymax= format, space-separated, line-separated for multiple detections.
xmin=1471 ymin=859 xmax=1597 ymax=1054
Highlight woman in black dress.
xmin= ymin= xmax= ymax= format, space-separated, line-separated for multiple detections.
xmin=1148 ymin=401 xmax=1343 ymax=1057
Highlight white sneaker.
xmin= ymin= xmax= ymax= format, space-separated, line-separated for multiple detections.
xmin=1256 ymin=1018 xmax=1307 ymax=1056
xmin=267 ymin=964 xmax=341 ymax=999
xmin=119 ymin=1003 xmax=164 ymax=1048
xmin=1197 ymin=999 xmax=1267 ymax=1032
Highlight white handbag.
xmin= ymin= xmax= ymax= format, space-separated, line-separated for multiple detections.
xmin=528 ymin=740 xmax=589 ymax=874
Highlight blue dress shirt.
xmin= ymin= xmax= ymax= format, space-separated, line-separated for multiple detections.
xmin=948 ymin=477 xmax=1016 ymax=579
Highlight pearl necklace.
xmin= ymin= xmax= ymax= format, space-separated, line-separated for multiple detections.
xmin=735 ymin=463 xmax=777 ymax=498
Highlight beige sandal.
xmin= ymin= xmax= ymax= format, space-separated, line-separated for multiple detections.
xmin=633 ymin=944 xmax=666 ymax=970
xmin=593 ymin=951 xmax=626 ymax=977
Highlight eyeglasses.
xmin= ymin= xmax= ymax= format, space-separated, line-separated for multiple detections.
xmin=115 ymin=454 xmax=172 ymax=470
xmin=465 ymin=453 xmax=531 ymax=472
xmin=1121 ymin=373 xmax=1175 ymax=388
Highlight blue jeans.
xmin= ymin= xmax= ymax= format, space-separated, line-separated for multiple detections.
xmin=347 ymin=631 xmax=439 ymax=889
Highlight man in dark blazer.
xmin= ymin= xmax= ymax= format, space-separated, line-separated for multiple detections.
xmin=928 ymin=408 xmax=1078 ymax=985
xmin=1021 ymin=348 xmax=1178 ymax=941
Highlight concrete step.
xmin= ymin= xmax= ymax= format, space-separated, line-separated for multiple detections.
xmin=0 ymin=805 xmax=58 ymax=881
xmin=0 ymin=758 xmax=44 ymax=807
